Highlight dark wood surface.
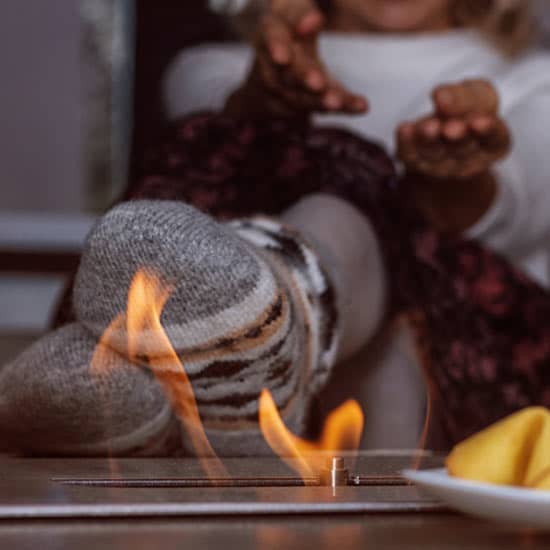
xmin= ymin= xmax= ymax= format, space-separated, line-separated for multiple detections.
xmin=1 ymin=515 xmax=549 ymax=550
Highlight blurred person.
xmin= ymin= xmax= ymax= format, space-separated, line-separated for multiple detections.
xmin=162 ymin=0 xmax=550 ymax=448
xmin=5 ymin=108 xmax=550 ymax=455
xmin=166 ymin=0 xmax=550 ymax=287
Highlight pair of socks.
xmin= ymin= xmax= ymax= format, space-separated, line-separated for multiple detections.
xmin=0 ymin=200 xmax=340 ymax=456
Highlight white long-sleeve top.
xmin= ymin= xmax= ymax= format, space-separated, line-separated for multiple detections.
xmin=164 ymin=31 xmax=550 ymax=287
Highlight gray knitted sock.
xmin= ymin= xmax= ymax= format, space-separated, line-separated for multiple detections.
xmin=73 ymin=200 xmax=340 ymax=455
xmin=0 ymin=200 xmax=340 ymax=457
xmin=0 ymin=323 xmax=177 ymax=456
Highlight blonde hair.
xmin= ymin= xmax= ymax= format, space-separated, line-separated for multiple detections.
xmin=451 ymin=0 xmax=537 ymax=56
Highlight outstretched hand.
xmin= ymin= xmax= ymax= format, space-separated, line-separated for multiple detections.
xmin=397 ymin=79 xmax=511 ymax=180
xmin=233 ymin=0 xmax=368 ymax=117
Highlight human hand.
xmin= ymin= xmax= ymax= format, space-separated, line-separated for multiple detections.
xmin=397 ymin=80 xmax=511 ymax=180
xmin=238 ymin=0 xmax=368 ymax=117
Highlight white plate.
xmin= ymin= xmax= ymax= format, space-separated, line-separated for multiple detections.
xmin=403 ymin=468 xmax=550 ymax=529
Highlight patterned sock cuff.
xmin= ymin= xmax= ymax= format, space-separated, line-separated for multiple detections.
xmin=231 ymin=216 xmax=341 ymax=398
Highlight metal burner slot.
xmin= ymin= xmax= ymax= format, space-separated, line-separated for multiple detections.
xmin=52 ymin=457 xmax=408 ymax=488
xmin=53 ymin=477 xmax=316 ymax=488
xmin=52 ymin=475 xmax=407 ymax=488
xmin=0 ymin=457 xmax=446 ymax=519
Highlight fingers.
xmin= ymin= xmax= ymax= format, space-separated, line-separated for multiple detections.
xmin=255 ymin=5 xmax=367 ymax=116
xmin=441 ymin=119 xmax=467 ymax=141
xmin=478 ymin=118 xmax=512 ymax=158
xmin=256 ymin=13 xmax=327 ymax=95
xmin=418 ymin=118 xmax=441 ymax=140
xmin=261 ymin=0 xmax=323 ymax=66
xmin=284 ymin=41 xmax=327 ymax=91
xmin=402 ymin=113 xmax=505 ymax=145
xmin=255 ymin=17 xmax=367 ymax=115
xmin=399 ymin=79 xmax=508 ymax=180
xmin=397 ymin=113 xmax=511 ymax=180
xmin=296 ymin=9 xmax=324 ymax=35
xmin=468 ymin=115 xmax=495 ymax=135
xmin=398 ymin=123 xmax=470 ymax=179
xmin=322 ymin=78 xmax=369 ymax=113
xmin=258 ymin=13 xmax=329 ymax=95
xmin=396 ymin=122 xmax=418 ymax=165
xmin=258 ymin=14 xmax=294 ymax=65
xmin=257 ymin=60 xmax=367 ymax=115
xmin=397 ymin=118 xmax=447 ymax=172
xmin=412 ymin=116 xmax=467 ymax=142
xmin=270 ymin=0 xmax=324 ymax=36
xmin=433 ymin=79 xmax=499 ymax=118
xmin=256 ymin=57 xmax=366 ymax=115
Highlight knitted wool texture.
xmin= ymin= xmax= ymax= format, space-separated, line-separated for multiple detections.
xmin=0 ymin=323 xmax=177 ymax=456
xmin=0 ymin=200 xmax=339 ymax=456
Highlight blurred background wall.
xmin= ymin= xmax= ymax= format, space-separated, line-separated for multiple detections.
xmin=0 ymin=0 xmax=84 ymax=213
xmin=0 ymin=0 xmax=230 ymax=345
xmin=0 ymin=0 xmax=136 ymax=340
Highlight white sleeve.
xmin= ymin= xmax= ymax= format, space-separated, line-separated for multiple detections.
xmin=466 ymin=91 xmax=550 ymax=262
xmin=163 ymin=44 xmax=253 ymax=120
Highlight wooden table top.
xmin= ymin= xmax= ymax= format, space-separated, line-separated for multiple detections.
xmin=1 ymin=455 xmax=549 ymax=548
xmin=0 ymin=514 xmax=548 ymax=550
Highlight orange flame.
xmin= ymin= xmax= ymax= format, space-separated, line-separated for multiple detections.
xmin=259 ymin=388 xmax=364 ymax=482
xmin=411 ymin=385 xmax=433 ymax=471
xmin=91 ymin=269 xmax=364 ymax=482
xmin=91 ymin=269 xmax=227 ymax=478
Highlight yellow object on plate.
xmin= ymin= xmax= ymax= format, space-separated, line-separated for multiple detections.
xmin=446 ymin=407 xmax=550 ymax=490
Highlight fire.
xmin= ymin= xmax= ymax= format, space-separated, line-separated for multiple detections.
xmin=258 ymin=389 xmax=364 ymax=482
xmin=411 ymin=387 xmax=433 ymax=471
xmin=90 ymin=268 xmax=365 ymax=482
xmin=91 ymin=269 xmax=227 ymax=478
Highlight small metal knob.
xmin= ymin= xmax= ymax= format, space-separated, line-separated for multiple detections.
xmin=319 ymin=456 xmax=349 ymax=487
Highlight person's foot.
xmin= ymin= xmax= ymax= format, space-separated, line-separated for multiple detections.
xmin=25 ymin=201 xmax=338 ymax=454
xmin=0 ymin=323 xmax=176 ymax=455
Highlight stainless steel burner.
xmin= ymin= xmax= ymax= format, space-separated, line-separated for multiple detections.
xmin=53 ymin=456 xmax=407 ymax=488
xmin=0 ymin=452 xmax=446 ymax=518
